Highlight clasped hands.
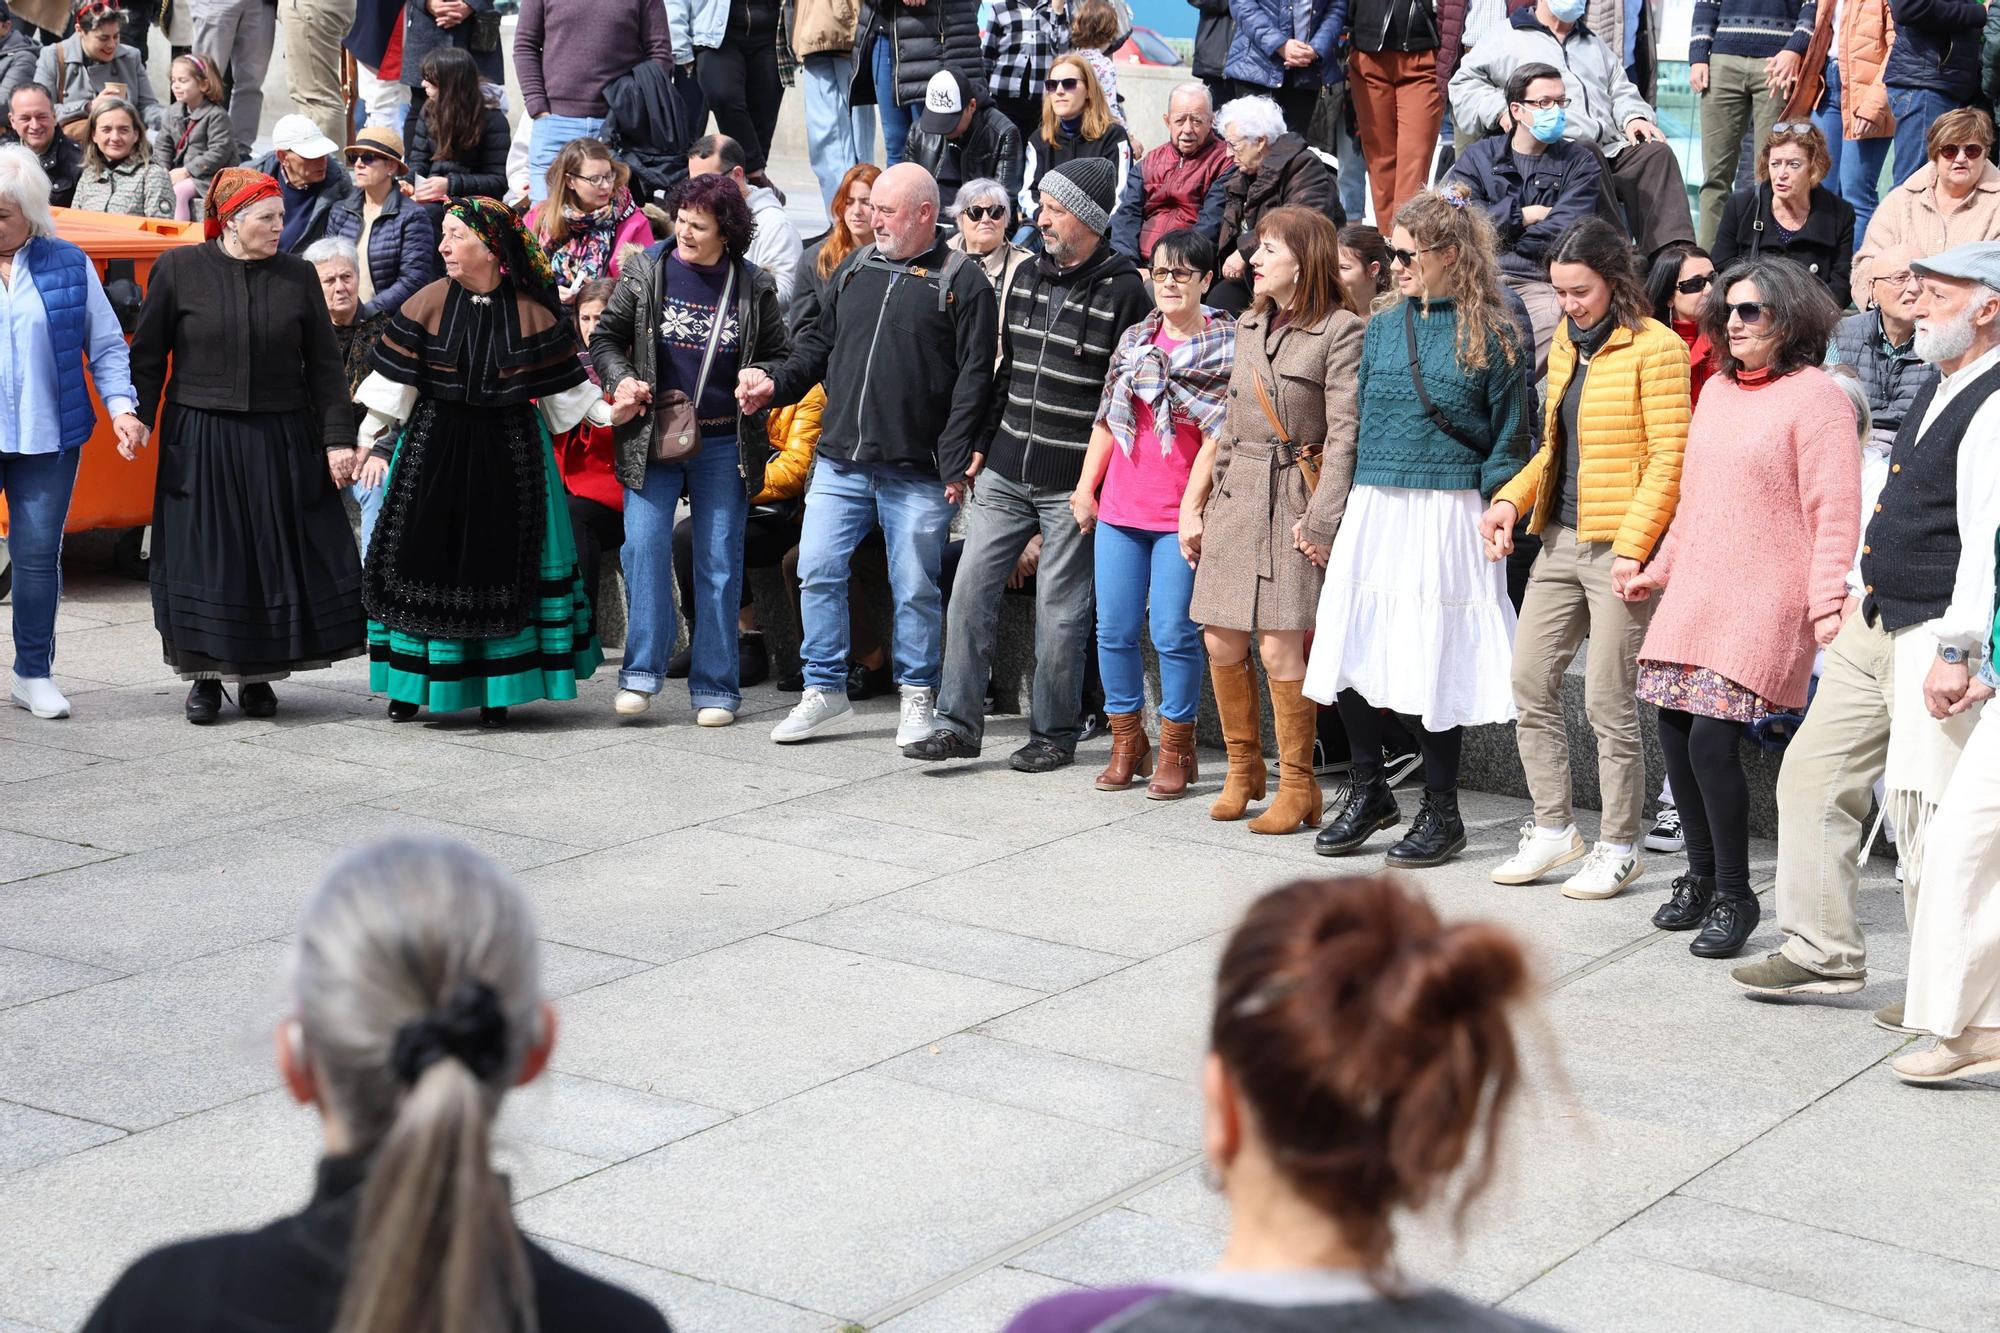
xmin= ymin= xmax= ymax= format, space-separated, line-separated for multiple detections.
xmin=111 ymin=412 xmax=149 ymax=460
xmin=610 ymin=376 xmax=653 ymax=426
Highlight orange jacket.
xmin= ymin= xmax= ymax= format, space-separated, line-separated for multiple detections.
xmin=755 ymin=384 xmax=824 ymax=505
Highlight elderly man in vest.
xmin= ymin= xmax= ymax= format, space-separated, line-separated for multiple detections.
xmin=1735 ymin=240 xmax=2000 ymax=1038
xmin=1110 ymin=82 xmax=1233 ymax=262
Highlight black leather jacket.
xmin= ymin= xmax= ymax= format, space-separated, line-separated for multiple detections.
xmin=905 ymin=103 xmax=1025 ymax=208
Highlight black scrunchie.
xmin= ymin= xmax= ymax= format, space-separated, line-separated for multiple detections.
xmin=390 ymin=980 xmax=509 ymax=1086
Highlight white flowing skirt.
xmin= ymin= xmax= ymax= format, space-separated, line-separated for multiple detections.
xmin=1302 ymin=485 xmax=1519 ymax=731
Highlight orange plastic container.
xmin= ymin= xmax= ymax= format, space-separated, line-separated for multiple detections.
xmin=0 ymin=210 xmax=203 ymax=539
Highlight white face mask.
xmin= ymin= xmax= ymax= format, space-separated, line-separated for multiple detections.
xmin=1549 ymin=0 xmax=1588 ymax=23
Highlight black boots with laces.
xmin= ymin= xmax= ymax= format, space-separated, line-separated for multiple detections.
xmin=1386 ymin=789 xmax=1467 ymax=868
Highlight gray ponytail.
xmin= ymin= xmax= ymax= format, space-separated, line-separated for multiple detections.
xmin=292 ymin=838 xmax=543 ymax=1333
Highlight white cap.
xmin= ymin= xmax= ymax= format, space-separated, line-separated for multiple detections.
xmin=919 ymin=69 xmax=971 ymax=136
xmin=270 ymin=114 xmax=338 ymax=159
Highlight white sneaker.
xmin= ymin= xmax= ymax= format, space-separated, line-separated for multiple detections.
xmin=613 ymin=689 xmax=652 ymax=716
xmin=1490 ymin=822 xmax=1587 ymax=885
xmin=10 ymin=676 xmax=70 ymax=719
xmin=696 ymin=707 xmax=736 ymax=728
xmin=1560 ymin=843 xmax=1643 ymax=900
xmin=895 ymin=684 xmax=935 ymax=748
xmin=770 ymin=687 xmax=854 ymax=743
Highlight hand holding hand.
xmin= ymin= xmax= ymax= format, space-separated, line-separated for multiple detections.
xmin=1765 ymin=50 xmax=1801 ymax=96
xmin=358 ymin=455 xmax=389 ymax=491
xmin=608 ymin=394 xmax=644 ymax=426
xmin=1477 ymin=499 xmax=1516 ymax=562
xmin=1813 ymin=612 xmax=1842 ymax=647
xmin=945 ymin=480 xmax=968 ymax=505
xmin=1069 ymin=487 xmax=1097 ymax=534
xmin=966 ymin=452 xmax=985 ymax=479
xmin=1292 ymin=520 xmax=1327 ymax=568
xmin=1925 ymin=657 xmax=1971 ymax=720
xmin=111 ymin=412 xmax=148 ymax=460
xmin=1611 ymin=555 xmax=1643 ymax=597
xmin=734 ymin=368 xmax=773 ymax=414
xmin=1622 ymin=567 xmax=1661 ymax=602
xmin=327 ymin=449 xmax=355 ymax=488
xmin=1950 ymin=678 xmax=1995 ymax=716
xmin=1179 ymin=509 xmax=1203 ymax=568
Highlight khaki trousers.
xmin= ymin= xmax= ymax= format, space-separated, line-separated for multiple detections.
xmin=1511 ymin=526 xmax=1652 ymax=844
xmin=281 ymin=0 xmax=355 ymax=148
xmin=1774 ymin=613 xmax=1896 ymax=979
xmin=1905 ymin=707 xmax=2000 ymax=1038
xmin=1697 ymin=52 xmax=1784 ymax=247
xmin=1348 ymin=48 xmax=1443 ymax=228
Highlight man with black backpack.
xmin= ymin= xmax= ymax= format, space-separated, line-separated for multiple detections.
xmin=738 ymin=162 xmax=999 ymax=751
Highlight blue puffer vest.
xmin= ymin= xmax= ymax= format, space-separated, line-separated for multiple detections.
xmin=25 ymin=236 xmax=95 ymax=450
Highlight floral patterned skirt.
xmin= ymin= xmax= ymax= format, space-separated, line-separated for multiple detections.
xmin=1637 ymin=661 xmax=1775 ymax=723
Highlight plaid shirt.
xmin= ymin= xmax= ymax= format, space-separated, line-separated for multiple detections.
xmin=984 ymin=0 xmax=1069 ymax=100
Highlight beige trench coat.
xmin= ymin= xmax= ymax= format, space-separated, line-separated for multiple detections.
xmin=1188 ymin=305 xmax=1364 ymax=632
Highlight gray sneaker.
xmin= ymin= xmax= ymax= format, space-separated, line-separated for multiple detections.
xmin=769 ymin=687 xmax=854 ymax=744
xmin=1874 ymin=999 xmax=1919 ymax=1034
xmin=1731 ymin=953 xmax=1865 ymax=997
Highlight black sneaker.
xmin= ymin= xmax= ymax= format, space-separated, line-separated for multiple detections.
xmin=1382 ymin=745 xmax=1424 ymax=788
xmin=1690 ymin=891 xmax=1760 ymax=958
xmin=1315 ymin=777 xmax=1400 ymax=856
xmin=1077 ymin=711 xmax=1106 ymax=744
xmin=1644 ymin=805 xmax=1685 ymax=854
xmin=185 ymin=680 xmax=222 ymax=725
xmin=1652 ymin=873 xmax=1715 ymax=930
xmin=387 ymin=700 xmax=419 ymax=722
xmin=238 ymin=682 xmax=277 ymax=718
xmin=739 ymin=633 xmax=770 ymax=687
xmin=848 ymin=661 xmax=894 ymax=700
xmin=665 ymin=648 xmax=692 ymax=680
xmin=1010 ymin=739 xmax=1074 ymax=773
xmin=776 ymin=669 xmax=805 ymax=692
xmin=903 ymin=728 xmax=980 ymax=761
xmin=1385 ymin=789 xmax=1466 ymax=868
xmin=479 ymin=706 xmax=509 ymax=728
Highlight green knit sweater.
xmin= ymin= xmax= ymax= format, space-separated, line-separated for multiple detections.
xmin=1354 ymin=296 xmax=1531 ymax=496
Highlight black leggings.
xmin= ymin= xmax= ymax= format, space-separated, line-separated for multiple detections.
xmin=1337 ymin=690 xmax=1461 ymax=794
xmin=566 ymin=495 xmax=624 ymax=624
xmin=696 ymin=30 xmax=783 ymax=174
xmin=1656 ymin=708 xmax=1750 ymax=895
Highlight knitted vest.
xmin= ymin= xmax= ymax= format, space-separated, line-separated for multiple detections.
xmin=1831 ymin=310 xmax=1933 ymax=444
xmin=24 ymin=236 xmax=95 ymax=450
xmin=1861 ymin=359 xmax=2000 ymax=631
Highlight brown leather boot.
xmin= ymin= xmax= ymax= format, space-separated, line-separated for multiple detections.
xmin=1208 ymin=658 xmax=1268 ymax=820
xmin=1094 ymin=711 xmax=1153 ymax=790
xmin=1148 ymin=718 xmax=1199 ymax=800
xmin=1248 ymin=678 xmax=1323 ymax=835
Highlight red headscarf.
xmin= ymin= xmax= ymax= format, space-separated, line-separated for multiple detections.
xmin=203 ymin=168 xmax=283 ymax=241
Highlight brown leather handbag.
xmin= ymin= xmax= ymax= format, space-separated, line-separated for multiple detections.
xmin=650 ymin=264 xmax=735 ymax=463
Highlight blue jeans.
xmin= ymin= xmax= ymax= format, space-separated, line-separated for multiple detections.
xmin=1094 ymin=522 xmax=1203 ymax=724
xmin=796 ymin=458 xmax=952 ymax=693
xmin=346 ymin=480 xmax=383 ymax=554
xmin=620 ymin=438 xmax=748 ymax=708
xmin=803 ymin=52 xmax=877 ymax=208
xmin=1889 ymin=86 xmax=1958 ymax=192
xmin=872 ymin=37 xmax=912 ymax=167
xmin=0 ymin=447 xmax=80 ymax=679
xmin=528 ymin=113 xmax=608 ymax=205
xmin=1823 ymin=57 xmax=1892 ymax=242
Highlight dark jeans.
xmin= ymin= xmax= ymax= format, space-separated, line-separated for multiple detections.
xmin=1657 ymin=708 xmax=1751 ymax=895
xmin=566 ymin=493 xmax=624 ymax=624
xmin=671 ymin=505 xmax=795 ymax=639
xmin=697 ymin=29 xmax=783 ymax=173
xmin=1337 ymin=689 xmax=1462 ymax=795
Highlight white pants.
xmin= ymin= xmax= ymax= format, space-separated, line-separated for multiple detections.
xmin=356 ymin=62 xmax=408 ymax=131
xmin=1905 ymin=705 xmax=2000 ymax=1038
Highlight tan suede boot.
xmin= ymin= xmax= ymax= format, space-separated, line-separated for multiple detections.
xmin=1094 ymin=711 xmax=1153 ymax=790
xmin=1248 ymin=678 xmax=1323 ymax=835
xmin=1208 ymin=659 xmax=1268 ymax=820
xmin=1148 ymin=719 xmax=1199 ymax=799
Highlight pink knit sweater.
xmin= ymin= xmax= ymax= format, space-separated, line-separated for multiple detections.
xmin=1639 ymin=367 xmax=1860 ymax=709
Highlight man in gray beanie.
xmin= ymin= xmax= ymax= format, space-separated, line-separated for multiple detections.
xmin=906 ymin=155 xmax=1152 ymax=771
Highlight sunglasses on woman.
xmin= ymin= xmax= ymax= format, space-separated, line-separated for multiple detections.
xmin=349 ymin=151 xmax=391 ymax=167
xmin=1725 ymin=301 xmax=1770 ymax=323
xmin=1044 ymin=76 xmax=1081 ymax=92
xmin=960 ymin=204 xmax=1007 ymax=222
xmin=1387 ymin=244 xmax=1441 ymax=267
xmin=1674 ymin=272 xmax=1715 ymax=295
xmin=1938 ymin=142 xmax=1989 ymax=162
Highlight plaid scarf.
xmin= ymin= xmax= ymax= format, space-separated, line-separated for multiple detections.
xmin=546 ymin=189 xmax=635 ymax=294
xmin=1099 ymin=307 xmax=1235 ymax=458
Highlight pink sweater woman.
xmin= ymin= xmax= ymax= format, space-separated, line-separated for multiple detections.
xmin=1626 ymin=259 xmax=1859 ymax=963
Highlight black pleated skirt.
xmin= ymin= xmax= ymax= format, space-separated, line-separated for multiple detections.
xmin=149 ymin=405 xmax=367 ymax=681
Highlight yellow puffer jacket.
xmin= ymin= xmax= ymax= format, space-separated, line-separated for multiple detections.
xmin=1494 ymin=316 xmax=1689 ymax=563
xmin=755 ymin=385 xmax=825 ymax=505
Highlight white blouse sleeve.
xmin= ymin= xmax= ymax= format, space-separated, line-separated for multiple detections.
xmin=538 ymin=380 xmax=615 ymax=435
xmin=355 ymin=372 xmax=418 ymax=450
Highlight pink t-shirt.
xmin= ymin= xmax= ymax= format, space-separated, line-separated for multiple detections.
xmin=1099 ymin=331 xmax=1203 ymax=533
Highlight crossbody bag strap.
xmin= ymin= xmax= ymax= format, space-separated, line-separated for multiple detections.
xmin=1251 ymin=368 xmax=1290 ymax=444
xmin=689 ymin=263 xmax=736 ymax=405
xmin=1404 ymin=302 xmax=1487 ymax=452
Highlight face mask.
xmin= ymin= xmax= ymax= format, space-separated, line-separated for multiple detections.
xmin=1549 ymin=0 xmax=1587 ymax=23
xmin=1530 ymin=105 xmax=1568 ymax=143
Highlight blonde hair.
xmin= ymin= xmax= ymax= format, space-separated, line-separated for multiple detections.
xmin=1389 ymin=189 xmax=1520 ymax=371
xmin=295 ymin=838 xmax=544 ymax=1333
xmin=1039 ymin=56 xmax=1116 ymax=146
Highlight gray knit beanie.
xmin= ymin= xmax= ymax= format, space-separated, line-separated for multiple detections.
xmin=1039 ymin=157 xmax=1117 ymax=235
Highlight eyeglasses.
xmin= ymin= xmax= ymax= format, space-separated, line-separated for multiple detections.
xmin=1388 ymin=244 xmax=1442 ymax=266
xmin=1514 ymin=95 xmax=1570 ymax=109
xmin=1872 ymin=269 xmax=1921 ymax=290
xmin=1674 ymin=272 xmax=1715 ymax=295
xmin=1149 ymin=265 xmax=1201 ymax=284
xmin=568 ymin=171 xmax=617 ymax=188
xmin=1938 ymin=142 xmax=1989 ymax=162
xmin=960 ymin=203 xmax=1007 ymax=222
xmin=1044 ymin=76 xmax=1081 ymax=92
xmin=1726 ymin=301 xmax=1770 ymax=323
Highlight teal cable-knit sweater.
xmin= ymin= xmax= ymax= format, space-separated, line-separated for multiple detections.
xmin=1354 ymin=296 xmax=1531 ymax=496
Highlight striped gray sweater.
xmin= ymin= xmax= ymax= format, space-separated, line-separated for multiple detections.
xmin=983 ymin=244 xmax=1152 ymax=490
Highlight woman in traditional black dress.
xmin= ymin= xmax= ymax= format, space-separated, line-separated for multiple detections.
xmin=352 ymin=197 xmax=630 ymax=725
xmin=128 ymin=168 xmax=367 ymax=724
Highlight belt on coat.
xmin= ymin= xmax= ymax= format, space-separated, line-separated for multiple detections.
xmin=1224 ymin=438 xmax=1305 ymax=582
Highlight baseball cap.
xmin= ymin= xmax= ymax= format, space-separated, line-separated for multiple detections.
xmin=270 ymin=113 xmax=339 ymax=159
xmin=919 ymin=69 xmax=971 ymax=137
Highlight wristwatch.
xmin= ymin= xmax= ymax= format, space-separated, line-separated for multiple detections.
xmin=1938 ymin=644 xmax=1968 ymax=665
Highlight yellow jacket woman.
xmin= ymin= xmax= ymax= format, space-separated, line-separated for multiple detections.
xmin=1483 ymin=219 xmax=1689 ymax=900
xmin=757 ymin=384 xmax=825 ymax=504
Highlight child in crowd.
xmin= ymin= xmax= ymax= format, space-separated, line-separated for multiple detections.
xmin=161 ymin=52 xmax=233 ymax=221
xmin=555 ymin=279 xmax=625 ymax=624
xmin=1068 ymin=0 xmax=1127 ymax=127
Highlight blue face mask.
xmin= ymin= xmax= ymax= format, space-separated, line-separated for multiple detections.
xmin=1548 ymin=0 xmax=1587 ymax=22
xmin=1530 ymin=105 xmax=1568 ymax=143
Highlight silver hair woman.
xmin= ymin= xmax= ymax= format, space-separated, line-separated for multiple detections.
xmin=949 ymin=175 xmax=1031 ymax=322
xmin=81 ymin=838 xmax=671 ymax=1333
xmin=1209 ymin=95 xmax=1336 ymax=313
xmin=0 ymin=143 xmax=143 ymax=722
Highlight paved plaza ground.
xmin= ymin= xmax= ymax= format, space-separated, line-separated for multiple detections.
xmin=0 ymin=564 xmax=1995 ymax=1332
